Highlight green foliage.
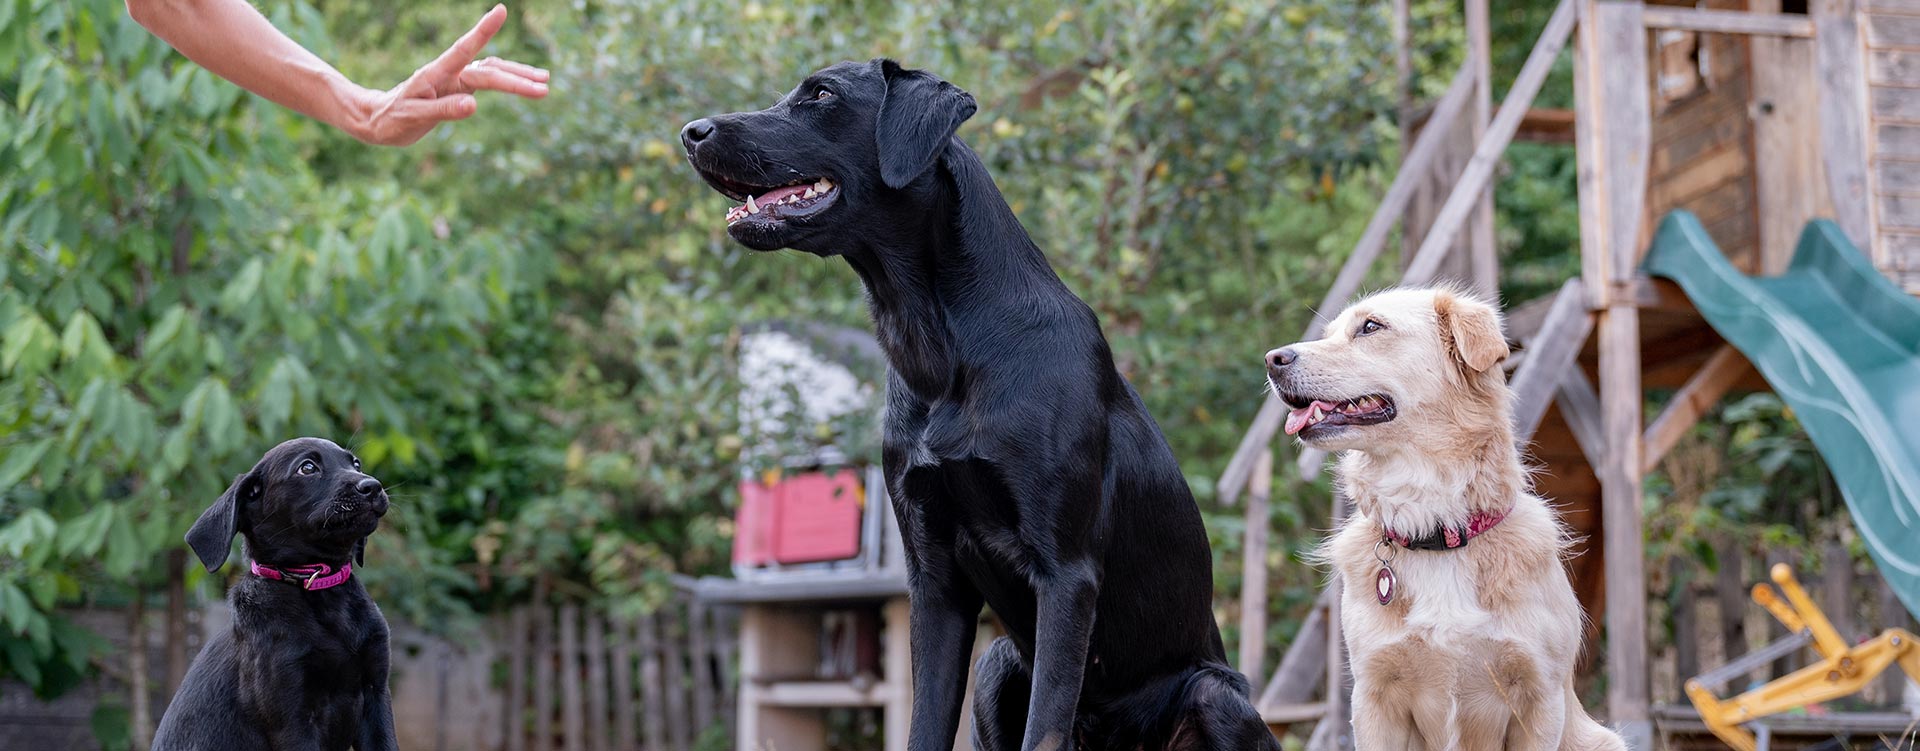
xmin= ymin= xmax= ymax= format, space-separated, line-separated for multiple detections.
xmin=0 ymin=0 xmax=1623 ymax=713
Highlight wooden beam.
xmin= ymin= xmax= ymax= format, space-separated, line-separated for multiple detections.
xmin=1626 ymin=275 xmax=1693 ymax=312
xmin=1641 ymin=6 xmax=1815 ymax=37
xmin=1408 ymin=106 xmax=1578 ymax=144
xmin=1751 ymin=1 xmax=1829 ymax=274
xmin=1218 ymin=62 xmax=1480 ymax=503
xmin=1579 ymin=2 xmax=1653 ymax=747
xmin=1467 ymin=0 xmax=1499 ymax=297
xmin=1257 ymin=587 xmax=1333 ymax=710
xmin=1556 ymin=368 xmax=1606 ymax=469
xmin=1510 ymin=279 xmax=1594 ymax=445
xmin=1813 ymin=0 xmax=1875 ymax=251
xmin=1404 ymin=0 xmax=1579 ymax=287
xmin=1237 ymin=450 xmax=1274 ymax=683
xmin=1640 ymin=345 xmax=1752 ymax=474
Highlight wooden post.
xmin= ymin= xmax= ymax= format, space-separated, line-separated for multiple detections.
xmin=1751 ymin=0 xmax=1829 ymax=274
xmin=662 ymin=605 xmax=691 ymax=751
xmin=535 ymin=606 xmax=555 ymax=751
xmin=1819 ymin=541 xmax=1857 ymax=644
xmin=1875 ymin=574 xmax=1914 ymax=704
xmin=508 ymin=608 xmax=530 ymax=751
xmin=1576 ymin=1 xmax=1651 ymax=746
xmin=611 ymin=613 xmax=638 ymax=751
xmin=639 ymin=612 xmax=668 ymax=751
xmin=689 ymin=602 xmax=715 ymax=737
xmin=1672 ymin=556 xmax=1700 ymax=695
xmin=884 ymin=597 xmax=913 ymax=751
xmin=1716 ymin=542 xmax=1750 ymax=667
xmin=1238 ymin=449 xmax=1276 ymax=684
xmin=1466 ymin=0 xmax=1500 ymax=295
xmin=560 ymin=605 xmax=586 ymax=751
xmin=1813 ymin=0 xmax=1874 ymax=250
xmin=586 ymin=613 xmax=610 ymax=751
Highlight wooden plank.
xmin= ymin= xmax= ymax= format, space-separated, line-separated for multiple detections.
xmin=610 ymin=614 xmax=638 ymax=751
xmin=586 ymin=613 xmax=610 ymax=751
xmin=560 ymin=605 xmax=586 ymax=751
xmin=1717 ymin=543 xmax=1750 ymax=668
xmin=1873 ymin=85 xmax=1920 ymax=122
xmin=1641 ymin=345 xmax=1751 ymax=474
xmin=1510 ymin=279 xmax=1593 ymax=445
xmin=1648 ymin=142 xmax=1751 ymax=211
xmin=1873 ymin=574 xmax=1913 ymax=703
xmin=1752 ymin=18 xmax=1829 ymax=273
xmin=1876 ymin=159 xmax=1920 ymax=192
xmin=688 ymin=603 xmax=716 ymax=739
xmin=535 ymin=606 xmax=554 ymax=751
xmin=638 ymin=613 xmax=667 ymax=751
xmin=1467 ymin=0 xmax=1498 ymax=296
xmin=713 ymin=607 xmax=740 ymax=738
xmin=1650 ymin=115 xmax=1746 ymax=177
xmin=1555 ymin=368 xmax=1607 ymax=469
xmin=1867 ymin=49 xmax=1920 ymax=84
xmin=1599 ymin=303 xmax=1650 ymax=748
xmin=882 ymin=597 xmax=913 ymax=751
xmin=1672 ymin=556 xmax=1700 ymax=696
xmin=508 ymin=608 xmax=529 ymax=751
xmin=1886 ymin=229 xmax=1920 ymax=268
xmin=1405 ymin=0 xmax=1579 ymax=287
xmin=1820 ymin=541 xmax=1858 ymax=644
xmin=1237 ymin=449 xmax=1275 ymax=684
xmin=1866 ymin=11 xmax=1920 ymax=49
xmin=1257 ymin=587 xmax=1333 ymax=709
xmin=1650 ymin=75 xmax=1752 ymax=150
xmin=662 ymin=605 xmax=692 ymax=751
xmin=1877 ymin=191 xmax=1920 ymax=227
xmin=1642 ymin=6 xmax=1815 ymax=37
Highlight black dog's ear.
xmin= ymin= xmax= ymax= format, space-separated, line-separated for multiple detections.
xmin=186 ymin=472 xmax=255 ymax=573
xmin=875 ymin=59 xmax=977 ymax=189
xmin=353 ymin=538 xmax=366 ymax=567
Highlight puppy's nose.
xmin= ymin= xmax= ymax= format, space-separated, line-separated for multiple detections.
xmin=354 ymin=477 xmax=383 ymax=496
xmin=1266 ymin=347 xmax=1298 ymax=370
xmin=681 ymin=118 xmax=716 ymax=151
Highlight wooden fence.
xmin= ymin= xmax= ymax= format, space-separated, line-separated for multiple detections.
xmin=498 ymin=599 xmax=740 ymax=751
xmin=1654 ymin=538 xmax=1918 ymax=708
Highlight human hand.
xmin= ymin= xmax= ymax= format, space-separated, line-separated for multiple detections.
xmin=347 ymin=4 xmax=549 ymax=146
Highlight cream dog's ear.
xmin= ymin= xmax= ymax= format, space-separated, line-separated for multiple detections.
xmin=1435 ymin=291 xmax=1509 ymax=372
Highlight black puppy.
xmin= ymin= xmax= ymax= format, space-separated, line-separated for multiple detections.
xmin=684 ymin=60 xmax=1281 ymax=751
xmin=152 ymin=437 xmax=395 ymax=751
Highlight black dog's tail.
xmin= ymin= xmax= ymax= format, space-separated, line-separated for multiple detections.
xmin=1093 ymin=662 xmax=1277 ymax=750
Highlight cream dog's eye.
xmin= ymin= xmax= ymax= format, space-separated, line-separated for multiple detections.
xmin=298 ymin=460 xmax=318 ymax=475
xmin=1358 ymin=318 xmax=1385 ymax=336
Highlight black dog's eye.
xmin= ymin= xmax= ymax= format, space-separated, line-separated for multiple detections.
xmin=298 ymin=459 xmax=318 ymax=476
xmin=351 ymin=457 xmax=361 ymax=470
xmin=1358 ymin=318 xmax=1386 ymax=337
xmin=812 ymin=87 xmax=833 ymax=101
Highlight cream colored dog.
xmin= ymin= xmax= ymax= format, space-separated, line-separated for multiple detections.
xmin=1265 ymin=287 xmax=1622 ymax=751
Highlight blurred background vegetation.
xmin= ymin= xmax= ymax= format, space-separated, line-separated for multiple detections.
xmin=0 ymin=0 xmax=1844 ymax=745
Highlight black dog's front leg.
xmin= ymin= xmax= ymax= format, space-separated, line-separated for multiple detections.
xmin=355 ymin=626 xmax=398 ymax=751
xmin=907 ymin=580 xmax=982 ymax=751
xmin=1021 ymin=562 xmax=1098 ymax=751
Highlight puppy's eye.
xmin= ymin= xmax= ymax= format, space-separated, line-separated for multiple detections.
xmin=298 ymin=459 xmax=318 ymax=475
xmin=813 ymin=87 xmax=833 ymax=101
xmin=1358 ymin=318 xmax=1385 ymax=337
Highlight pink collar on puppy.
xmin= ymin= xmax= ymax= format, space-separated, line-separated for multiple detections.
xmin=250 ymin=560 xmax=353 ymax=590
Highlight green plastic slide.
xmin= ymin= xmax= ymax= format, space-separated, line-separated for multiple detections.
xmin=1641 ymin=211 xmax=1920 ymax=620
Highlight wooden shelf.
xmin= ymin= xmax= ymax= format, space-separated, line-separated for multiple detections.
xmin=689 ymin=574 xmax=908 ymax=605
xmin=757 ymin=679 xmax=900 ymax=708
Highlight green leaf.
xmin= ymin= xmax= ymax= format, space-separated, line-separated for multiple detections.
xmin=1 ymin=313 xmax=57 ymax=377
xmin=0 ymin=438 xmax=51 ymax=492
xmin=55 ymin=505 xmax=114 ymax=559
xmin=0 ymin=582 xmax=32 ymax=634
xmin=100 ymin=512 xmax=141 ymax=578
xmin=219 ymin=258 xmax=264 ymax=314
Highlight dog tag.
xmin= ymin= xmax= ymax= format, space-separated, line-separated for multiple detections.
xmin=1375 ymin=565 xmax=1396 ymax=605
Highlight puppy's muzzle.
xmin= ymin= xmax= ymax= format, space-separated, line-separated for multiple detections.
xmin=349 ymin=477 xmax=389 ymax=516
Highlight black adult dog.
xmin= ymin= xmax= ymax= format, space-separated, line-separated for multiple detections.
xmin=152 ymin=438 xmax=395 ymax=751
xmin=683 ymin=60 xmax=1280 ymax=751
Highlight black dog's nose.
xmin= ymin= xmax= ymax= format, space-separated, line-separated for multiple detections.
xmin=681 ymin=118 xmax=716 ymax=151
xmin=1266 ymin=347 xmax=1298 ymax=370
xmin=354 ymin=477 xmax=383 ymax=496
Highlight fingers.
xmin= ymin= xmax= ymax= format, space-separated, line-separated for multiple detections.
xmin=424 ymin=4 xmax=508 ymax=80
xmin=460 ymin=58 xmax=549 ymax=98
xmin=482 ymin=57 xmax=550 ymax=83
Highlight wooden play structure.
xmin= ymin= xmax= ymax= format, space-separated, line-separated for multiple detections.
xmin=1220 ymin=1 xmax=1920 ymax=749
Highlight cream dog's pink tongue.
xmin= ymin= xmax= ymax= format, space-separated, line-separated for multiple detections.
xmin=1284 ymin=400 xmax=1340 ymax=435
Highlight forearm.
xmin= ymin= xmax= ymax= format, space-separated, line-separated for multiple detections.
xmin=126 ymin=0 xmax=372 ymax=137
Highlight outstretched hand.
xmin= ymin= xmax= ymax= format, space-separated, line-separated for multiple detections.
xmin=350 ymin=4 xmax=550 ymax=146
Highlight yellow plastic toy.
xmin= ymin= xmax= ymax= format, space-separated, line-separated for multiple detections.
xmin=1684 ymin=564 xmax=1920 ymax=751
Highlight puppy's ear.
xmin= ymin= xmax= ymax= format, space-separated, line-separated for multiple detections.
xmin=1435 ymin=291 xmax=1509 ymax=372
xmin=186 ymin=472 xmax=256 ymax=573
xmin=874 ymin=59 xmax=977 ymax=189
xmin=353 ymin=539 xmax=366 ymax=567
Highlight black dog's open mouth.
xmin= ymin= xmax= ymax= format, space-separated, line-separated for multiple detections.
xmin=702 ymin=172 xmax=840 ymax=227
xmin=1279 ymin=393 xmax=1396 ymax=437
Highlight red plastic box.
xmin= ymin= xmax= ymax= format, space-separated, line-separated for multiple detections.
xmin=732 ymin=470 xmax=865 ymax=566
